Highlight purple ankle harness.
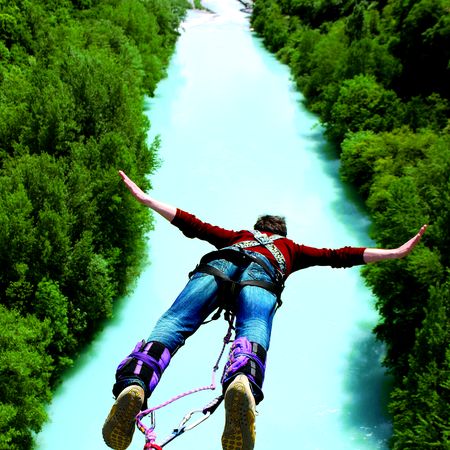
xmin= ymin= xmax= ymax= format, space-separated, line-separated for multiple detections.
xmin=222 ymin=337 xmax=267 ymax=403
xmin=114 ymin=341 xmax=171 ymax=408
xmin=134 ymin=324 xmax=234 ymax=449
xmin=114 ymin=328 xmax=267 ymax=448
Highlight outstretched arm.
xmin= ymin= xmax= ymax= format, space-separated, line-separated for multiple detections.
xmin=119 ymin=170 xmax=176 ymax=222
xmin=363 ymin=225 xmax=427 ymax=263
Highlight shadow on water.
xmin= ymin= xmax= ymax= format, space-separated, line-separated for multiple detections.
xmin=301 ymin=123 xmax=374 ymax=244
xmin=343 ymin=325 xmax=394 ymax=448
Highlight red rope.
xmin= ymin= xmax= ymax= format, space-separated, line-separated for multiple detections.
xmin=144 ymin=443 xmax=162 ymax=450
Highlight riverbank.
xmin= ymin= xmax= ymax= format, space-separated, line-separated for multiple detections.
xmin=250 ymin=1 xmax=450 ymax=447
xmin=0 ymin=1 xmax=189 ymax=448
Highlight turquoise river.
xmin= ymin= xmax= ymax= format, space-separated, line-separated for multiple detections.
xmin=37 ymin=1 xmax=392 ymax=449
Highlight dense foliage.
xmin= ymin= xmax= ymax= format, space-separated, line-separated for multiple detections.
xmin=251 ymin=0 xmax=449 ymax=447
xmin=0 ymin=0 xmax=188 ymax=447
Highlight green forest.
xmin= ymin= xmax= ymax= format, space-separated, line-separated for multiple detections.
xmin=251 ymin=0 xmax=449 ymax=448
xmin=0 ymin=0 xmax=188 ymax=447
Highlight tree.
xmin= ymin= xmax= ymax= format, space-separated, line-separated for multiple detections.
xmin=251 ymin=1 xmax=450 ymax=447
xmin=385 ymin=0 xmax=450 ymax=98
xmin=389 ymin=279 xmax=450 ymax=448
xmin=0 ymin=0 xmax=188 ymax=445
xmin=327 ymin=74 xmax=403 ymax=142
xmin=0 ymin=305 xmax=53 ymax=449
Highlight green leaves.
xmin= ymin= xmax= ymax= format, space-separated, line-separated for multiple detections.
xmin=389 ymin=279 xmax=450 ymax=449
xmin=0 ymin=305 xmax=53 ymax=449
xmin=35 ymin=279 xmax=69 ymax=352
xmin=386 ymin=0 xmax=450 ymax=97
xmin=0 ymin=0 xmax=188 ymax=446
xmin=252 ymin=0 xmax=289 ymax=52
xmin=328 ymin=74 xmax=402 ymax=142
xmin=342 ymin=128 xmax=448 ymax=378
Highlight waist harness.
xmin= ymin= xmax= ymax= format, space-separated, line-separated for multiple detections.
xmin=232 ymin=230 xmax=286 ymax=275
xmin=189 ymin=231 xmax=286 ymax=321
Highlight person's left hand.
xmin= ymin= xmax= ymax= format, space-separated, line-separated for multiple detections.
xmin=396 ymin=224 xmax=427 ymax=258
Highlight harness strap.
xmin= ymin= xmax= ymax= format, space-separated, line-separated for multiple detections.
xmin=195 ymin=248 xmax=283 ymax=285
xmin=189 ymin=247 xmax=285 ymax=324
xmin=195 ymin=263 xmax=283 ymax=325
xmin=194 ymin=263 xmax=283 ymax=297
xmin=232 ymin=230 xmax=287 ymax=275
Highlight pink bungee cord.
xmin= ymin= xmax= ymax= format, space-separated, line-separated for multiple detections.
xmin=136 ymin=323 xmax=234 ymax=449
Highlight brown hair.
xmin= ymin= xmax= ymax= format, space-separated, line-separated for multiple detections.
xmin=254 ymin=215 xmax=287 ymax=237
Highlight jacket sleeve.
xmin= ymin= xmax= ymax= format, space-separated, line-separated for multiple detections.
xmin=293 ymin=244 xmax=366 ymax=270
xmin=170 ymin=208 xmax=239 ymax=248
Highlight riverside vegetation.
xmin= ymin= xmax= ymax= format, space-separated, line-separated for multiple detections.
xmin=251 ymin=0 xmax=449 ymax=448
xmin=0 ymin=0 xmax=189 ymax=447
xmin=1 ymin=0 xmax=448 ymax=449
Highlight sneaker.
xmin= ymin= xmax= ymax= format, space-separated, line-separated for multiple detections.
xmin=222 ymin=374 xmax=256 ymax=450
xmin=102 ymin=384 xmax=145 ymax=450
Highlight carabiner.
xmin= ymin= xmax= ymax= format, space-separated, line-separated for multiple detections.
xmin=156 ymin=408 xmax=211 ymax=448
xmin=179 ymin=408 xmax=212 ymax=433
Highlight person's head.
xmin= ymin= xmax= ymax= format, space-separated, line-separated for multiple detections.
xmin=254 ymin=215 xmax=287 ymax=237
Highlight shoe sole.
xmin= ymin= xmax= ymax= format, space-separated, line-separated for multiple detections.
xmin=102 ymin=385 xmax=144 ymax=450
xmin=222 ymin=375 xmax=256 ymax=450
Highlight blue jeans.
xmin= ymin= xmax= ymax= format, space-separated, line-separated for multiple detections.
xmin=148 ymin=249 xmax=279 ymax=353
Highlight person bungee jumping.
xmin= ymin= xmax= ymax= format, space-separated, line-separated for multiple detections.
xmin=102 ymin=170 xmax=427 ymax=450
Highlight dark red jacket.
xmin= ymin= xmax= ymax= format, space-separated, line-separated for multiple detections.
xmin=171 ymin=209 xmax=366 ymax=278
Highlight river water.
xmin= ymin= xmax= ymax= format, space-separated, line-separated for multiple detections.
xmin=37 ymin=1 xmax=392 ymax=449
